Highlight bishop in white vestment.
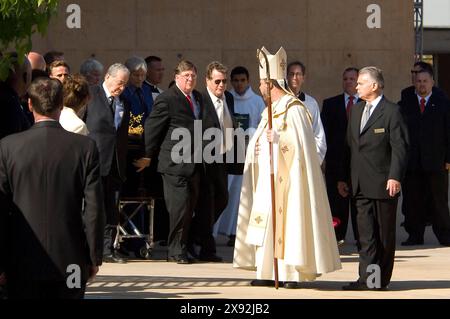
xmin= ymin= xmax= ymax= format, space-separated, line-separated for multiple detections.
xmin=233 ymin=47 xmax=341 ymax=286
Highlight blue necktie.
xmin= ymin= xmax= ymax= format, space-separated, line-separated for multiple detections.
xmin=113 ymin=98 xmax=123 ymax=129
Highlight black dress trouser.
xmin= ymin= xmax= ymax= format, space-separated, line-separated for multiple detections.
xmin=162 ymin=164 xmax=216 ymax=258
xmin=102 ymin=159 xmax=122 ymax=255
xmin=355 ymin=192 xmax=397 ymax=287
xmin=403 ymin=170 xmax=450 ymax=243
xmin=325 ymin=173 xmax=359 ymax=245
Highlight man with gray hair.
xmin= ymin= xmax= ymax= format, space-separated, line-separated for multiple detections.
xmin=80 ymin=58 xmax=104 ymax=86
xmin=85 ymin=63 xmax=131 ymax=263
xmin=340 ymin=66 xmax=409 ymax=291
xmin=122 ymin=56 xmax=153 ymax=134
xmin=78 ymin=58 xmax=104 ymax=119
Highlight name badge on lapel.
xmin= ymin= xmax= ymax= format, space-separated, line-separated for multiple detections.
xmin=374 ymin=128 xmax=385 ymax=134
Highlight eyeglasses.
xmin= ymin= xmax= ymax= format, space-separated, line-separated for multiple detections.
xmin=213 ymin=79 xmax=227 ymax=85
xmin=179 ymin=73 xmax=197 ymax=80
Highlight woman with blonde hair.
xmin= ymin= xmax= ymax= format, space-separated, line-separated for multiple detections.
xmin=60 ymin=74 xmax=90 ymax=135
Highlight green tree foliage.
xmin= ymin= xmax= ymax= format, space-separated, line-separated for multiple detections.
xmin=0 ymin=0 xmax=58 ymax=81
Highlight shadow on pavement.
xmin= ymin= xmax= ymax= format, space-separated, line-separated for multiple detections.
xmin=87 ymin=275 xmax=250 ymax=298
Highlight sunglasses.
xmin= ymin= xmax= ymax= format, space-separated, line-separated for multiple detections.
xmin=213 ymin=79 xmax=227 ymax=85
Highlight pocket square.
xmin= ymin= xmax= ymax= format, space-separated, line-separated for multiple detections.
xmin=374 ymin=128 xmax=385 ymax=134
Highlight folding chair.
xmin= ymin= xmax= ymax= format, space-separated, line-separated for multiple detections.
xmin=114 ymin=196 xmax=155 ymax=259
xmin=113 ymin=141 xmax=156 ymax=259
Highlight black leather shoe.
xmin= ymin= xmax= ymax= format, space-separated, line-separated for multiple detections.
xmin=283 ymin=281 xmax=301 ymax=289
xmin=401 ymin=237 xmax=424 ymax=246
xmin=167 ymin=254 xmax=193 ymax=264
xmin=103 ymin=252 xmax=126 ymax=264
xmin=342 ymin=281 xmax=370 ymax=291
xmin=198 ymin=253 xmax=223 ymax=262
xmin=342 ymin=281 xmax=388 ymax=291
xmin=227 ymin=235 xmax=236 ymax=247
xmin=159 ymin=240 xmax=167 ymax=247
xmin=187 ymin=244 xmax=199 ymax=259
xmin=250 ymin=279 xmax=275 ymax=287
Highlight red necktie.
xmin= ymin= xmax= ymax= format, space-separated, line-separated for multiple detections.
xmin=420 ymin=97 xmax=426 ymax=114
xmin=186 ymin=94 xmax=194 ymax=113
xmin=346 ymin=96 xmax=354 ymax=119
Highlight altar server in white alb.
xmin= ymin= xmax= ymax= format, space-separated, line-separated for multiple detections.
xmin=233 ymin=47 xmax=341 ymax=289
xmin=213 ymin=66 xmax=265 ymax=246
xmin=286 ymin=60 xmax=326 ymax=164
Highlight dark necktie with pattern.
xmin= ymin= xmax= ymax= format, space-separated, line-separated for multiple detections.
xmin=186 ymin=94 xmax=195 ymax=114
xmin=346 ymin=96 xmax=354 ymax=119
xmin=420 ymin=97 xmax=426 ymax=114
xmin=149 ymin=84 xmax=159 ymax=93
xmin=108 ymin=96 xmax=115 ymax=114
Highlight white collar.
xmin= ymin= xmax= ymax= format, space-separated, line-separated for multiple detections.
xmin=102 ymin=82 xmax=113 ymax=100
xmin=207 ymin=88 xmax=223 ymax=105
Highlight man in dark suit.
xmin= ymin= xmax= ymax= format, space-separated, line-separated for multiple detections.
xmin=0 ymin=53 xmax=32 ymax=140
xmin=400 ymin=61 xmax=448 ymax=103
xmin=340 ymin=66 xmax=409 ymax=291
xmin=321 ymin=67 xmax=360 ymax=248
xmin=136 ymin=60 xmax=218 ymax=264
xmin=193 ymin=61 xmax=239 ymax=262
xmin=399 ymin=61 xmax=448 ymax=226
xmin=399 ymin=69 xmax=450 ymax=246
xmin=85 ymin=63 xmax=130 ymax=263
xmin=0 ymin=78 xmax=104 ymax=299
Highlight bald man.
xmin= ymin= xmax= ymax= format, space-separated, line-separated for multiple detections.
xmin=27 ymin=52 xmax=46 ymax=71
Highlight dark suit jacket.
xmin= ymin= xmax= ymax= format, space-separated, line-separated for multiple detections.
xmin=0 ymin=83 xmax=31 ymax=140
xmin=399 ymin=92 xmax=450 ymax=171
xmin=145 ymin=85 xmax=212 ymax=177
xmin=201 ymin=90 xmax=240 ymax=217
xmin=322 ymin=94 xmax=363 ymax=180
xmin=321 ymin=94 xmax=350 ymax=177
xmin=0 ymin=121 xmax=105 ymax=282
xmin=202 ymin=90 xmax=242 ymax=174
xmin=84 ymin=85 xmax=130 ymax=180
xmin=347 ymin=97 xmax=409 ymax=199
xmin=400 ymin=85 xmax=448 ymax=103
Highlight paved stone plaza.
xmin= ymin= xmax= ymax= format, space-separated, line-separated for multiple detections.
xmin=87 ymin=214 xmax=450 ymax=299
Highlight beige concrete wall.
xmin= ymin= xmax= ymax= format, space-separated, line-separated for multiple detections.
xmin=32 ymin=0 xmax=414 ymax=104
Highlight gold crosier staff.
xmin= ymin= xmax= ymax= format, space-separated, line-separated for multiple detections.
xmin=256 ymin=49 xmax=279 ymax=290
